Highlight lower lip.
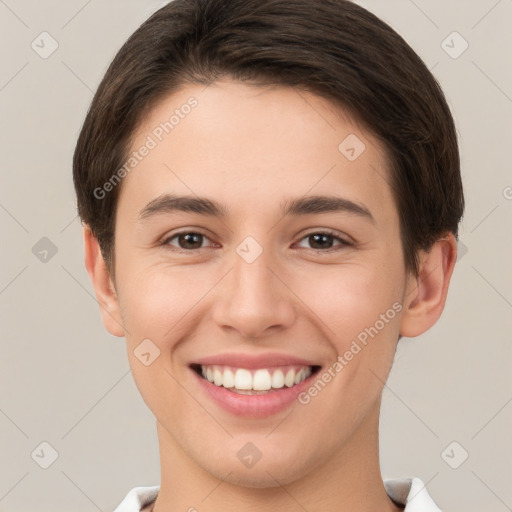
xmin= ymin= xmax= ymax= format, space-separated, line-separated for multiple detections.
xmin=191 ymin=367 xmax=318 ymax=418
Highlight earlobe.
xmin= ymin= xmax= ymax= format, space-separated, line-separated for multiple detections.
xmin=399 ymin=233 xmax=458 ymax=338
xmin=83 ymin=226 xmax=125 ymax=337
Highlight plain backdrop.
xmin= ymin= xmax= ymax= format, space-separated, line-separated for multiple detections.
xmin=0 ymin=0 xmax=511 ymax=511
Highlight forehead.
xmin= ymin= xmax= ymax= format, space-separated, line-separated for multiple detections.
xmin=118 ymin=79 xmax=396 ymax=225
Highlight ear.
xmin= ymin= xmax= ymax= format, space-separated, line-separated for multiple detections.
xmin=399 ymin=233 xmax=458 ymax=338
xmin=83 ymin=226 xmax=125 ymax=337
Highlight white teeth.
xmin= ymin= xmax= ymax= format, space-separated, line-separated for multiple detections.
xmin=213 ymin=368 xmax=223 ymax=386
xmin=284 ymin=369 xmax=295 ymax=387
xmin=294 ymin=368 xmax=305 ymax=385
xmin=234 ymin=369 xmax=252 ymax=390
xmin=253 ymin=369 xmax=272 ymax=391
xmin=271 ymin=369 xmax=285 ymax=389
xmin=222 ymin=369 xmax=235 ymax=388
xmin=199 ymin=364 xmax=313 ymax=391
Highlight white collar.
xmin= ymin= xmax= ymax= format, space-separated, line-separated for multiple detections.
xmin=114 ymin=477 xmax=442 ymax=511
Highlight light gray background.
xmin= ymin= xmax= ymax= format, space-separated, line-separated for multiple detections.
xmin=1 ymin=0 xmax=511 ymax=511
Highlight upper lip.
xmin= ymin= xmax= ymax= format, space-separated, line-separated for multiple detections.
xmin=190 ymin=352 xmax=321 ymax=369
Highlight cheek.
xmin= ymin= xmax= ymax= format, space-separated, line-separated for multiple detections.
xmin=119 ymin=268 xmax=204 ymax=339
xmin=291 ymin=259 xmax=404 ymax=403
xmin=288 ymin=264 xmax=403 ymax=425
xmin=298 ymin=261 xmax=403 ymax=335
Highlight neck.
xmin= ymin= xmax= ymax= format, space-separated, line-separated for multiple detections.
xmin=151 ymin=400 xmax=402 ymax=512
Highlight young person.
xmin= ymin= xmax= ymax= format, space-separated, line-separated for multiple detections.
xmin=73 ymin=1 xmax=464 ymax=510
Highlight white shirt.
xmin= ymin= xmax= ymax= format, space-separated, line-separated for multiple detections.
xmin=113 ymin=477 xmax=442 ymax=511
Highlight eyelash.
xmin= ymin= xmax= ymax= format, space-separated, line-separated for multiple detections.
xmin=161 ymin=229 xmax=353 ymax=254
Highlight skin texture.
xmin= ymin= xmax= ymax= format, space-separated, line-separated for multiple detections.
xmin=84 ymin=79 xmax=457 ymax=512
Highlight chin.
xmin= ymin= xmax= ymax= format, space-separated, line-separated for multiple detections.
xmin=201 ymin=452 xmax=313 ymax=490
xmin=220 ymin=467 xmax=295 ymax=489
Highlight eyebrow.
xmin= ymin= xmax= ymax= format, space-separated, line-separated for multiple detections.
xmin=138 ymin=193 xmax=375 ymax=223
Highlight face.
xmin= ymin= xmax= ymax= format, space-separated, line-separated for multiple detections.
xmin=108 ymin=79 xmax=413 ymax=487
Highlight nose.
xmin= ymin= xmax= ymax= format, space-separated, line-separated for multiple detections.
xmin=210 ymin=245 xmax=296 ymax=339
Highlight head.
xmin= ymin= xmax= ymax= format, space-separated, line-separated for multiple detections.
xmin=74 ymin=0 xmax=463 ymax=490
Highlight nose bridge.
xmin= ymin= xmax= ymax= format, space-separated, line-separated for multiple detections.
xmin=211 ymin=237 xmax=295 ymax=338
xmin=234 ymin=241 xmax=276 ymax=297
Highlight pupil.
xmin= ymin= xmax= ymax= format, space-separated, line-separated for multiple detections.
xmin=180 ymin=233 xmax=202 ymax=249
xmin=310 ymin=234 xmax=332 ymax=249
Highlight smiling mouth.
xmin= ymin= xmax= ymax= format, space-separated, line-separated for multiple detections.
xmin=190 ymin=363 xmax=321 ymax=394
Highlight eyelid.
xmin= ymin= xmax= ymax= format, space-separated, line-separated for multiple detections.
xmin=162 ymin=228 xmax=353 ymax=253
xmin=293 ymin=228 xmax=353 ymax=250
xmin=161 ymin=229 xmax=216 ymax=250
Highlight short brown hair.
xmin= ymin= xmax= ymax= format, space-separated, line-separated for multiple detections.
xmin=73 ymin=0 xmax=464 ymax=276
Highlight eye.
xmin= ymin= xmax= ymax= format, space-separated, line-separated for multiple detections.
xmin=294 ymin=230 xmax=352 ymax=252
xmin=163 ymin=231 xmax=215 ymax=251
xmin=161 ymin=229 xmax=352 ymax=253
